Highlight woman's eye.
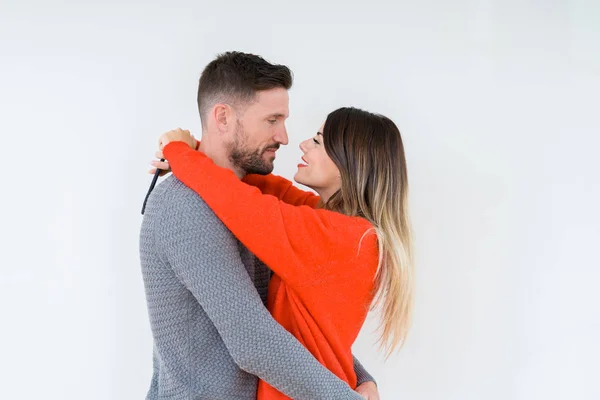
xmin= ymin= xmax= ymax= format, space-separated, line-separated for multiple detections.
xmin=313 ymin=138 xmax=320 ymax=144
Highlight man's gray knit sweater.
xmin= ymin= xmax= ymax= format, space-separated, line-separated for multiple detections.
xmin=139 ymin=176 xmax=372 ymax=399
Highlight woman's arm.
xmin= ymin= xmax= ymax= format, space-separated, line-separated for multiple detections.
xmin=242 ymin=174 xmax=320 ymax=207
xmin=163 ymin=142 xmax=375 ymax=288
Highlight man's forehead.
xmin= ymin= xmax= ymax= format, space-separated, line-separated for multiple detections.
xmin=253 ymin=88 xmax=289 ymax=117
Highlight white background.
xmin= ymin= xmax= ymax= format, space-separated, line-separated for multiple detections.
xmin=1 ymin=0 xmax=599 ymax=399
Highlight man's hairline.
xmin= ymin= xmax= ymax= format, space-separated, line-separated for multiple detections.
xmin=200 ymin=88 xmax=288 ymax=125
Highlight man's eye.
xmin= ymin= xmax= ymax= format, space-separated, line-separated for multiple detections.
xmin=268 ymin=120 xmax=277 ymax=124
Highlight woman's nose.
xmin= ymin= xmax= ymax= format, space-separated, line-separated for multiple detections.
xmin=299 ymin=139 xmax=308 ymax=153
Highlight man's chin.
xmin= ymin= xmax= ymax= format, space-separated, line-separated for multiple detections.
xmin=249 ymin=162 xmax=274 ymax=176
xmin=262 ymin=155 xmax=275 ymax=167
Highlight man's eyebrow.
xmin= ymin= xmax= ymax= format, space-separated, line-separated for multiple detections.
xmin=268 ymin=113 xmax=287 ymax=118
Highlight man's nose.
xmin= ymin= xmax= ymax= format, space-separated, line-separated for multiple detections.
xmin=274 ymin=126 xmax=289 ymax=145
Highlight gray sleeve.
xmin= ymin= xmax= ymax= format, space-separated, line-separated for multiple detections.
xmin=157 ymin=188 xmax=363 ymax=400
xmin=353 ymin=356 xmax=376 ymax=387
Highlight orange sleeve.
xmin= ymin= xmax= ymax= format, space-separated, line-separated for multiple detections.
xmin=242 ymin=174 xmax=320 ymax=208
xmin=164 ymin=142 xmax=373 ymax=288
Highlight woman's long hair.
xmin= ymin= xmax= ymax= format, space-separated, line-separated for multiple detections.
xmin=322 ymin=107 xmax=414 ymax=358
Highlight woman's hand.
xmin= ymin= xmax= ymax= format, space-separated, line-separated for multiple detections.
xmin=149 ymin=150 xmax=171 ymax=176
xmin=149 ymin=128 xmax=198 ymax=175
xmin=158 ymin=128 xmax=197 ymax=151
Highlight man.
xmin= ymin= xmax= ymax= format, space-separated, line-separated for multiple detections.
xmin=140 ymin=51 xmax=379 ymax=399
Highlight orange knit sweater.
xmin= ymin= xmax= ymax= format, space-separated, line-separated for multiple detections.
xmin=164 ymin=142 xmax=379 ymax=399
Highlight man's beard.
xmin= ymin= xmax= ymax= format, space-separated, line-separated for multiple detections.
xmin=228 ymin=121 xmax=279 ymax=175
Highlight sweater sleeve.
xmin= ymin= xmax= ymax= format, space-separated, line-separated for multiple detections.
xmin=164 ymin=142 xmax=374 ymax=289
xmin=242 ymin=174 xmax=320 ymax=207
xmin=353 ymin=356 xmax=376 ymax=387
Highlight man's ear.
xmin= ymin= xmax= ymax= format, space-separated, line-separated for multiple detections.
xmin=212 ymin=103 xmax=234 ymax=135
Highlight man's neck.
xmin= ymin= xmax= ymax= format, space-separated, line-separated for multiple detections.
xmin=198 ymin=136 xmax=245 ymax=180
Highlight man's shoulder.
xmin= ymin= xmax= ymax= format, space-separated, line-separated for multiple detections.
xmin=147 ymin=176 xmax=222 ymax=224
xmin=154 ymin=176 xmax=209 ymax=206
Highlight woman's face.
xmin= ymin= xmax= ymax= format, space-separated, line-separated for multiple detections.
xmin=294 ymin=123 xmax=341 ymax=201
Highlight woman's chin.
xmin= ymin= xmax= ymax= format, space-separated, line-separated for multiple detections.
xmin=293 ymin=171 xmax=306 ymax=185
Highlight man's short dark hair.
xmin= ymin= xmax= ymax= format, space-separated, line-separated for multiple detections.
xmin=197 ymin=51 xmax=293 ymax=127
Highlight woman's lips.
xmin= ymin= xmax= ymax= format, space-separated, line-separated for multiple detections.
xmin=298 ymin=157 xmax=308 ymax=168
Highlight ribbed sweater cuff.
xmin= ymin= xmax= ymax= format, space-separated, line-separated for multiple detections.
xmin=355 ymin=365 xmax=376 ymax=387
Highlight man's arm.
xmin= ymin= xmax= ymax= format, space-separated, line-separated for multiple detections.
xmin=353 ymin=356 xmax=379 ymax=399
xmin=353 ymin=356 xmax=376 ymax=387
xmin=156 ymin=183 xmax=364 ymax=400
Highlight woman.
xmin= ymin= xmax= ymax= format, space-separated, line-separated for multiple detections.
xmin=156 ymin=107 xmax=414 ymax=399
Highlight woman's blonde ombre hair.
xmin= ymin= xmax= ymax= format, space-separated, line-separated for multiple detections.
xmin=321 ymin=107 xmax=414 ymax=358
